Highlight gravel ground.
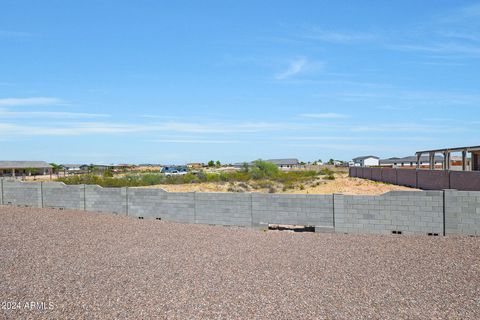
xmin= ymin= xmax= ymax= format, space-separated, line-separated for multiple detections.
xmin=0 ymin=205 xmax=479 ymax=319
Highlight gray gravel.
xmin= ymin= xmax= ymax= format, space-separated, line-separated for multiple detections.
xmin=0 ymin=205 xmax=479 ymax=319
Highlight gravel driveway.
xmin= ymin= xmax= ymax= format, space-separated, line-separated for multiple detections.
xmin=1 ymin=205 xmax=479 ymax=319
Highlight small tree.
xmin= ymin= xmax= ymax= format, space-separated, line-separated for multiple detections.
xmin=250 ymin=160 xmax=279 ymax=180
xmin=49 ymin=163 xmax=62 ymax=174
xmin=327 ymin=159 xmax=335 ymax=165
xmin=240 ymin=162 xmax=249 ymax=173
xmin=215 ymin=160 xmax=221 ymax=168
xmin=208 ymin=160 xmax=215 ymax=167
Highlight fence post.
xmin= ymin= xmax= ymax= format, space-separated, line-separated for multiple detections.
xmin=125 ymin=187 xmax=129 ymax=216
xmin=442 ymin=190 xmax=446 ymax=236
xmin=0 ymin=178 xmax=3 ymax=205
xmin=193 ymin=192 xmax=197 ymax=223
xmin=83 ymin=184 xmax=86 ymax=211
xmin=332 ymin=193 xmax=336 ymax=228
xmin=415 ymin=169 xmax=418 ymax=188
xmin=40 ymin=181 xmax=44 ymax=208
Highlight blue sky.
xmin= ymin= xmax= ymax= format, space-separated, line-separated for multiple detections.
xmin=1 ymin=1 xmax=479 ymax=164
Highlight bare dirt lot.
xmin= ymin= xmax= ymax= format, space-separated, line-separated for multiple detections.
xmin=141 ymin=173 xmax=416 ymax=195
xmin=1 ymin=206 xmax=479 ymax=319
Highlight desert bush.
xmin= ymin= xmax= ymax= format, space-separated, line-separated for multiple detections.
xmin=319 ymin=168 xmax=334 ymax=176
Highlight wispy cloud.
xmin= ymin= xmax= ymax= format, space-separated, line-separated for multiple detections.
xmin=275 ymin=57 xmax=323 ymax=80
xmin=451 ymin=3 xmax=480 ymax=20
xmin=299 ymin=113 xmax=348 ymax=119
xmin=0 ymin=97 xmax=65 ymax=107
xmin=151 ymin=139 xmax=243 ymax=144
xmin=437 ymin=31 xmax=480 ymax=42
xmin=285 ymin=136 xmax=432 ymax=142
xmin=0 ymin=30 xmax=33 ymax=38
xmin=303 ymin=28 xmax=377 ymax=44
xmin=391 ymin=43 xmax=480 ymax=56
xmin=0 ymin=109 xmax=109 ymax=119
xmin=0 ymin=120 xmax=306 ymax=137
xmin=349 ymin=123 xmax=469 ymax=133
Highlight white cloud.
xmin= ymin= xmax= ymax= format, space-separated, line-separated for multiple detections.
xmin=0 ymin=109 xmax=109 ymax=119
xmin=391 ymin=43 xmax=480 ymax=56
xmin=285 ymin=136 xmax=431 ymax=142
xmin=0 ymin=97 xmax=65 ymax=107
xmin=0 ymin=120 xmax=303 ymax=137
xmin=151 ymin=139 xmax=243 ymax=144
xmin=299 ymin=113 xmax=348 ymax=119
xmin=275 ymin=57 xmax=323 ymax=80
xmin=303 ymin=29 xmax=377 ymax=44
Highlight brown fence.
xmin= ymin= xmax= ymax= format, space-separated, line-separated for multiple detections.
xmin=349 ymin=167 xmax=480 ymax=191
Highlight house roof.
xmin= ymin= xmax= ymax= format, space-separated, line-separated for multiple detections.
xmin=266 ymin=158 xmax=299 ymax=165
xmin=61 ymin=164 xmax=85 ymax=168
xmin=380 ymin=155 xmax=444 ymax=164
xmin=0 ymin=161 xmax=52 ymax=169
xmin=352 ymin=155 xmax=379 ymax=161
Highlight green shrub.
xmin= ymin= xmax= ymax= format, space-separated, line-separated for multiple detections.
xmin=319 ymin=168 xmax=334 ymax=176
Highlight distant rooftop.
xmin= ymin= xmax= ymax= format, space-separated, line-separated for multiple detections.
xmin=266 ymin=159 xmax=299 ymax=165
xmin=352 ymin=155 xmax=379 ymax=161
xmin=380 ymin=155 xmax=443 ymax=165
xmin=0 ymin=161 xmax=52 ymax=169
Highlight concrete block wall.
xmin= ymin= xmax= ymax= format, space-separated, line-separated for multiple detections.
xmin=127 ymin=188 xmax=195 ymax=223
xmin=1 ymin=180 xmax=42 ymax=207
xmin=1 ymin=179 xmax=479 ymax=236
xmin=396 ymin=170 xmax=417 ymax=188
xmin=195 ymin=193 xmax=252 ymax=227
xmin=85 ymin=185 xmax=127 ymax=215
xmin=42 ymin=182 xmax=85 ymax=210
xmin=445 ymin=190 xmax=480 ymax=236
xmin=251 ymin=194 xmax=334 ymax=228
xmin=350 ymin=167 xmax=480 ymax=191
xmin=335 ymin=191 xmax=444 ymax=235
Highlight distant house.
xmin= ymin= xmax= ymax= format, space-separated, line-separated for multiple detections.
xmin=380 ymin=155 xmax=443 ymax=168
xmin=266 ymin=159 xmax=300 ymax=170
xmin=351 ymin=156 xmax=379 ymax=167
xmin=61 ymin=164 xmax=85 ymax=173
xmin=0 ymin=161 xmax=52 ymax=177
xmin=233 ymin=158 xmax=301 ymax=170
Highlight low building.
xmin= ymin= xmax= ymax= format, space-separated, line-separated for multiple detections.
xmin=351 ymin=156 xmax=379 ymax=167
xmin=266 ymin=159 xmax=300 ymax=170
xmin=61 ymin=164 xmax=85 ymax=173
xmin=0 ymin=161 xmax=52 ymax=177
xmin=380 ymin=156 xmax=443 ymax=168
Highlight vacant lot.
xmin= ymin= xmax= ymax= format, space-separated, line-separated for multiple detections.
xmin=1 ymin=206 xmax=478 ymax=319
xmin=141 ymin=173 xmax=416 ymax=195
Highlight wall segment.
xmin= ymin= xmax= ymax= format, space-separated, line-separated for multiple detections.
xmin=0 ymin=179 xmax=478 ymax=236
